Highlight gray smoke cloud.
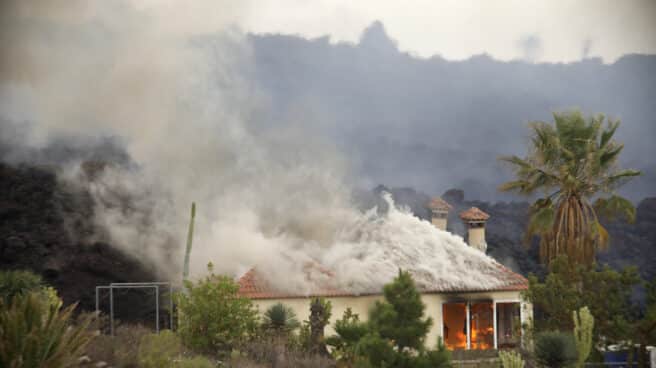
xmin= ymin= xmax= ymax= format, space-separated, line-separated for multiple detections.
xmin=1 ymin=1 xmax=516 ymax=294
xmin=0 ymin=0 xmax=355 ymax=281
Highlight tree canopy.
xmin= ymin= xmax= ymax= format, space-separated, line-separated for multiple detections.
xmin=500 ymin=111 xmax=640 ymax=265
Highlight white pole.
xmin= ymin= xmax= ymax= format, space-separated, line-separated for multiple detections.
xmin=493 ymin=302 xmax=498 ymax=349
xmin=466 ymin=302 xmax=471 ymax=350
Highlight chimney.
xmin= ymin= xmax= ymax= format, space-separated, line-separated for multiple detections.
xmin=427 ymin=197 xmax=452 ymax=231
xmin=459 ymin=207 xmax=490 ymax=252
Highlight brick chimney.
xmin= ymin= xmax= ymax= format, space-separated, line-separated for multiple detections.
xmin=427 ymin=197 xmax=452 ymax=231
xmin=459 ymin=207 xmax=490 ymax=252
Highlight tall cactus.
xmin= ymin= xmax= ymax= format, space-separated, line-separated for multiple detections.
xmin=573 ymin=306 xmax=594 ymax=368
xmin=499 ymin=350 xmax=525 ymax=368
xmin=182 ymin=202 xmax=196 ymax=281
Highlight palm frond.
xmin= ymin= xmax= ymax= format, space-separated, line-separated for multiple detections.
xmin=599 ymin=119 xmax=619 ymax=148
xmin=593 ymin=195 xmax=637 ymax=223
xmin=262 ymin=303 xmax=300 ymax=332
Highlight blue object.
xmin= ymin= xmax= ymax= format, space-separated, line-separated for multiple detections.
xmin=603 ymin=349 xmax=639 ymax=368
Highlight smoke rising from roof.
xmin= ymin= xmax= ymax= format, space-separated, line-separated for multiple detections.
xmin=0 ymin=1 xmax=518 ymax=294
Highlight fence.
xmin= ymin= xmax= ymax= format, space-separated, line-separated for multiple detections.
xmin=95 ymin=282 xmax=174 ymax=336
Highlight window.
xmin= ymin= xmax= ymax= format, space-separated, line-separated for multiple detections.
xmin=442 ymin=303 xmax=467 ymax=350
xmin=496 ymin=302 xmax=521 ymax=348
xmin=470 ymin=302 xmax=494 ymax=349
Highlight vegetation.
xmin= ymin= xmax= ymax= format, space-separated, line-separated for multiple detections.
xmin=525 ymin=256 xmax=639 ymax=344
xmin=325 ymin=308 xmax=368 ymax=365
xmin=0 ymin=269 xmax=45 ymax=304
xmin=175 ymin=263 xmax=259 ymax=355
xmin=634 ymin=277 xmax=656 ymax=368
xmin=573 ymin=307 xmax=594 ymax=368
xmin=534 ymin=331 xmax=577 ymax=368
xmin=82 ymin=324 xmax=151 ymax=367
xmin=137 ymin=330 xmax=182 ymax=368
xmin=0 ymin=291 xmax=96 ymax=368
xmin=327 ymin=270 xmax=451 ymax=368
xmin=499 ymin=110 xmax=640 ymax=265
xmin=262 ymin=302 xmax=301 ymax=333
xmin=499 ymin=350 xmax=525 ymax=368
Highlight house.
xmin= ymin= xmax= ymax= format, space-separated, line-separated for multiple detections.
xmin=237 ymin=197 xmax=530 ymax=350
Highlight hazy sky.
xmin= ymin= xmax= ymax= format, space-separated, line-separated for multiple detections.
xmin=239 ymin=0 xmax=656 ymax=62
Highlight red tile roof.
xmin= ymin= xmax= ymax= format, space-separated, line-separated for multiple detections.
xmin=237 ymin=263 xmax=527 ymax=300
xmin=427 ymin=197 xmax=452 ymax=211
xmin=459 ymin=207 xmax=490 ymax=221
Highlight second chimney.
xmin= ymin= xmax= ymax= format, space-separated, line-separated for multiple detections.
xmin=459 ymin=207 xmax=490 ymax=252
xmin=427 ymin=197 xmax=452 ymax=231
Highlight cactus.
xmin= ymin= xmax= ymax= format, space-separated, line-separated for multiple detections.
xmin=573 ymin=306 xmax=594 ymax=368
xmin=182 ymin=202 xmax=196 ymax=281
xmin=499 ymin=350 xmax=525 ymax=368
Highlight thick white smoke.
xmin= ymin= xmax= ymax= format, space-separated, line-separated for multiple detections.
xmin=1 ymin=1 xmax=507 ymax=293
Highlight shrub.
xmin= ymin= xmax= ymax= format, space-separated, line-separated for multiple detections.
xmin=81 ymin=324 xmax=150 ymax=367
xmin=176 ymin=356 xmax=215 ymax=367
xmin=138 ymin=330 xmax=182 ymax=368
xmin=534 ymin=331 xmax=577 ymax=368
xmin=262 ymin=303 xmax=300 ymax=333
xmin=0 ymin=269 xmax=44 ymax=304
xmin=0 ymin=291 xmax=96 ymax=368
xmin=234 ymin=337 xmax=334 ymax=368
xmin=175 ymin=263 xmax=259 ymax=354
xmin=500 ymin=350 xmax=525 ymax=368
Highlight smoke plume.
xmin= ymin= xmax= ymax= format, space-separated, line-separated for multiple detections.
xmin=1 ymin=1 xmax=509 ymax=293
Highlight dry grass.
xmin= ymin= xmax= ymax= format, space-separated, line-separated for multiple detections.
xmin=233 ymin=337 xmax=334 ymax=368
xmin=82 ymin=324 xmax=151 ymax=367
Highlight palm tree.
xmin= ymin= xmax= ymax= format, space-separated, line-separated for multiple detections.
xmin=262 ymin=303 xmax=300 ymax=333
xmin=499 ymin=111 xmax=641 ymax=265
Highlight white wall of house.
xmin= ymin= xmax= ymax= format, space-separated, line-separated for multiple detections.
xmin=251 ymin=289 xmax=528 ymax=349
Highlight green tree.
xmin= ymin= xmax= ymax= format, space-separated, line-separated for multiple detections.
xmin=327 ymin=271 xmax=450 ymax=368
xmin=368 ymin=269 xmax=432 ymax=351
xmin=573 ymin=307 xmax=594 ymax=368
xmin=524 ymin=256 xmax=640 ymax=348
xmin=175 ymin=263 xmax=259 ymax=354
xmin=325 ymin=308 xmax=369 ymax=365
xmin=499 ymin=111 xmax=640 ymax=265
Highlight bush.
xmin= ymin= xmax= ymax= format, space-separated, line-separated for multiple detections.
xmin=0 ymin=291 xmax=96 ymax=368
xmin=175 ymin=263 xmax=259 ymax=354
xmin=534 ymin=331 xmax=577 ymax=368
xmin=82 ymin=324 xmax=151 ymax=367
xmin=176 ymin=356 xmax=216 ymax=367
xmin=138 ymin=330 xmax=182 ymax=368
xmin=262 ymin=303 xmax=300 ymax=333
xmin=0 ymin=269 xmax=44 ymax=304
xmin=234 ymin=337 xmax=334 ymax=368
xmin=500 ymin=350 xmax=525 ymax=368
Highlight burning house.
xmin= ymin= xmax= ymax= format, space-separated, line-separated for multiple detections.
xmin=237 ymin=197 xmax=530 ymax=350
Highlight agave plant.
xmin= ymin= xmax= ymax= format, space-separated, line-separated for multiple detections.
xmin=262 ymin=303 xmax=301 ymax=333
xmin=499 ymin=111 xmax=640 ymax=265
xmin=0 ymin=291 xmax=96 ymax=368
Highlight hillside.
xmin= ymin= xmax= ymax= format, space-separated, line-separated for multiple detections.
xmin=0 ymin=163 xmax=157 ymax=320
xmin=249 ymin=23 xmax=656 ymax=201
